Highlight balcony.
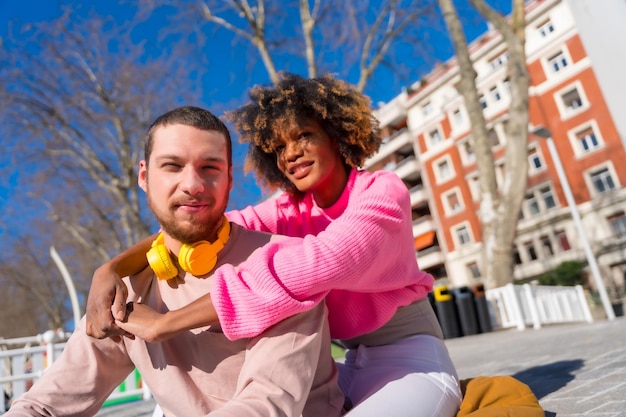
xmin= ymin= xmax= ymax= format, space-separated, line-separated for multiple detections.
xmin=412 ymin=217 xmax=436 ymax=240
xmin=366 ymin=128 xmax=412 ymax=167
xmin=416 ymin=246 xmax=445 ymax=270
xmin=409 ymin=185 xmax=428 ymax=207
xmin=374 ymin=91 xmax=408 ymax=127
xmin=394 ymin=155 xmax=420 ymax=180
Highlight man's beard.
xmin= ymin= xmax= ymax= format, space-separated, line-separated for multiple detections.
xmin=149 ymin=196 xmax=229 ymax=245
xmin=160 ymin=214 xmax=223 ymax=244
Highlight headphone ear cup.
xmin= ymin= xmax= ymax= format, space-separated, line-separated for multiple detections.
xmin=147 ymin=243 xmax=178 ymax=281
xmin=178 ymin=241 xmax=218 ymax=276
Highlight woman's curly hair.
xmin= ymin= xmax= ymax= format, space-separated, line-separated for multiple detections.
xmin=225 ymin=72 xmax=382 ymax=195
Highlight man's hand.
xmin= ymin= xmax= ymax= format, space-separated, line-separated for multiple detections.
xmin=115 ymin=302 xmax=173 ymax=343
xmin=85 ymin=265 xmax=129 ymax=342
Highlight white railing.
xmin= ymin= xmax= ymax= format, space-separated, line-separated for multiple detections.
xmin=486 ymin=283 xmax=594 ymax=330
xmin=1 ymin=330 xmax=151 ymax=413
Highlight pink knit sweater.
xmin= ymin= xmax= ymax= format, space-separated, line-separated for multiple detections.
xmin=214 ymin=169 xmax=433 ymax=340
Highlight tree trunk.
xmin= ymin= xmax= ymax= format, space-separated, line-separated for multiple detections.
xmin=440 ymin=0 xmax=530 ymax=289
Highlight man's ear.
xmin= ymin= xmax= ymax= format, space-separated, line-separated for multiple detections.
xmin=228 ymin=166 xmax=233 ymax=192
xmin=138 ymin=160 xmax=148 ymax=192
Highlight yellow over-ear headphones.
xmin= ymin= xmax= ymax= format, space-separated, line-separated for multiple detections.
xmin=146 ymin=216 xmax=231 ymax=280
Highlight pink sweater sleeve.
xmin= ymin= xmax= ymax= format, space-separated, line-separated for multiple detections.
xmin=213 ymin=171 xmax=419 ymax=340
xmin=226 ymin=197 xmax=281 ymax=234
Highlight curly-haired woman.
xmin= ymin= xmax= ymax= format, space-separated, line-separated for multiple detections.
xmin=86 ymin=73 xmax=462 ymax=416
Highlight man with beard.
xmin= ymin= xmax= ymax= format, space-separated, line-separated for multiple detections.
xmin=5 ymin=106 xmax=343 ymax=417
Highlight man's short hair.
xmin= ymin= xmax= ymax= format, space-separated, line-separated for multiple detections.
xmin=144 ymin=106 xmax=232 ymax=165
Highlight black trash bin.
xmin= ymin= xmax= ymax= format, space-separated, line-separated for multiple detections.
xmin=433 ymin=286 xmax=461 ymax=339
xmin=454 ymin=286 xmax=479 ymax=336
xmin=472 ymin=284 xmax=493 ymax=333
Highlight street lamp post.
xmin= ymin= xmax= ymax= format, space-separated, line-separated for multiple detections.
xmin=50 ymin=246 xmax=82 ymax=330
xmin=531 ymin=126 xmax=616 ymax=321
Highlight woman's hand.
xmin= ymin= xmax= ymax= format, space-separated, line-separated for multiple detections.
xmin=115 ymin=302 xmax=176 ymax=343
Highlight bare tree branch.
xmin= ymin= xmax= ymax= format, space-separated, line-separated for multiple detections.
xmin=198 ymin=0 xmax=280 ymax=83
xmin=153 ymin=0 xmax=433 ymax=91
xmin=355 ymin=0 xmax=428 ymax=91
xmin=0 ymin=7 xmax=200 ymax=329
xmin=300 ymin=0 xmax=318 ymax=78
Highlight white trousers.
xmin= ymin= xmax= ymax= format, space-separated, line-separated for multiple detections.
xmin=337 ymin=334 xmax=462 ymax=417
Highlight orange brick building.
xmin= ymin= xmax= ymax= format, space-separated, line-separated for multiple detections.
xmin=367 ymin=0 xmax=626 ymax=300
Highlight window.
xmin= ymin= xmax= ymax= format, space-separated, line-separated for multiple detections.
xmin=444 ymin=190 xmax=462 ymax=214
xmin=608 ymin=212 xmax=626 ymax=236
xmin=447 ymin=193 xmax=460 ymax=210
xmin=488 ymin=128 xmax=500 ymax=147
xmin=525 ymin=192 xmax=540 ymax=216
xmin=522 ymin=185 xmax=556 ymax=217
xmin=422 ymin=101 xmax=433 ymax=116
xmin=502 ymin=78 xmax=511 ymax=93
xmin=576 ymin=126 xmax=600 ymax=152
xmin=548 ymin=51 xmax=569 ymax=72
xmin=540 ymin=236 xmax=554 ymax=256
xmin=555 ymin=230 xmax=571 ymax=251
xmin=436 ymin=159 xmax=453 ymax=181
xmin=528 ymin=147 xmax=543 ymax=172
xmin=467 ymin=262 xmax=481 ymax=279
xmin=537 ymin=19 xmax=555 ymax=37
xmin=479 ymin=95 xmax=487 ymax=109
xmin=489 ymin=53 xmax=508 ymax=70
xmin=561 ymin=88 xmax=583 ymax=111
xmin=495 ymin=162 xmax=506 ymax=188
xmin=468 ymin=174 xmax=480 ymax=201
xmin=490 ymin=86 xmax=501 ymax=102
xmin=453 ymin=108 xmax=464 ymax=125
xmin=524 ymin=241 xmax=538 ymax=261
xmin=459 ymin=140 xmax=476 ymax=165
xmin=456 ymin=226 xmax=472 ymax=246
xmin=540 ymin=186 xmax=556 ymax=209
xmin=429 ymin=128 xmax=443 ymax=145
xmin=513 ymin=246 xmax=522 ymax=265
xmin=411 ymin=205 xmax=427 ymax=222
xmin=555 ymin=82 xmax=589 ymax=118
xmin=590 ymin=167 xmax=616 ymax=193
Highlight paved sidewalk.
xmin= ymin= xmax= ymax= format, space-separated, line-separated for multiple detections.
xmin=445 ymin=316 xmax=626 ymax=416
xmin=97 ymin=316 xmax=626 ymax=416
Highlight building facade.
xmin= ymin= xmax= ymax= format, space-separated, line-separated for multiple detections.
xmin=367 ymin=0 xmax=626 ymax=299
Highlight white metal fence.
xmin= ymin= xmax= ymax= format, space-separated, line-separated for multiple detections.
xmin=486 ymin=283 xmax=594 ymax=330
xmin=1 ymin=330 xmax=151 ymax=414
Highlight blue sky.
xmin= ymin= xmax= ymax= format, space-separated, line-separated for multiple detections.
xmin=0 ymin=1 xmax=273 ymax=212
xmin=0 ymin=1 xmax=501 ymax=105
xmin=0 ymin=0 xmax=507 ymax=211
xmin=0 ymin=1 xmax=262 ymax=108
